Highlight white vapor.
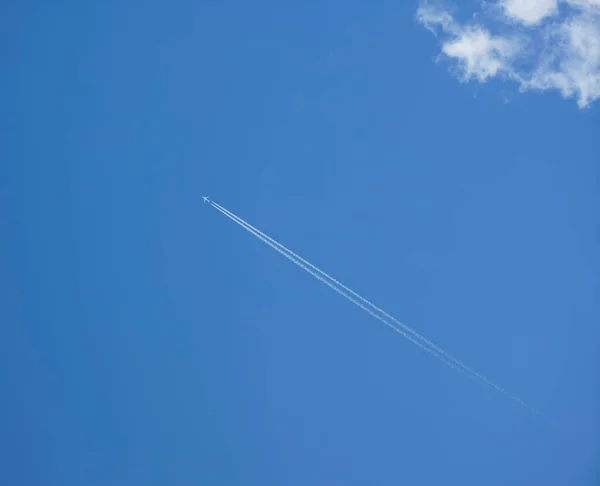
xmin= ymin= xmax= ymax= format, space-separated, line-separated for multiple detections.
xmin=209 ymin=203 xmax=459 ymax=368
xmin=211 ymin=200 xmax=496 ymax=385
xmin=499 ymin=0 xmax=559 ymax=26
xmin=417 ymin=0 xmax=600 ymax=108
xmin=209 ymin=200 xmax=539 ymax=413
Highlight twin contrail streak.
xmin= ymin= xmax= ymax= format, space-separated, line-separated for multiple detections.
xmin=212 ymin=202 xmax=485 ymax=379
xmin=208 ymin=199 xmax=538 ymax=414
xmin=210 ymin=203 xmax=456 ymax=367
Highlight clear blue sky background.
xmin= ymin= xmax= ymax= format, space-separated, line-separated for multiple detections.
xmin=1 ymin=1 xmax=598 ymax=485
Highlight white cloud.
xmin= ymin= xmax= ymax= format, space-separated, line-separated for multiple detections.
xmin=499 ymin=0 xmax=559 ymax=26
xmin=417 ymin=3 xmax=456 ymax=33
xmin=442 ymin=27 xmax=518 ymax=81
xmin=527 ymin=15 xmax=600 ymax=107
xmin=417 ymin=0 xmax=600 ymax=108
xmin=499 ymin=0 xmax=560 ymax=26
xmin=417 ymin=5 xmax=520 ymax=82
xmin=567 ymin=0 xmax=600 ymax=9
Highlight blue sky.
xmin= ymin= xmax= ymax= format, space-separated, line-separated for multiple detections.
xmin=1 ymin=1 xmax=598 ymax=485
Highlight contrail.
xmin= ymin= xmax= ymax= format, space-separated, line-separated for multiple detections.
xmin=210 ymin=200 xmax=528 ymax=406
xmin=209 ymin=203 xmax=462 ymax=370
xmin=212 ymin=201 xmax=473 ymax=367
xmin=208 ymin=199 xmax=538 ymax=414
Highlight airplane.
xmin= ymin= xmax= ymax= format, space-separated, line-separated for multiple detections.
xmin=203 ymin=196 xmax=210 ymax=203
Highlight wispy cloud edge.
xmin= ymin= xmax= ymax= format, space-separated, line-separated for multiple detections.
xmin=417 ymin=0 xmax=600 ymax=108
